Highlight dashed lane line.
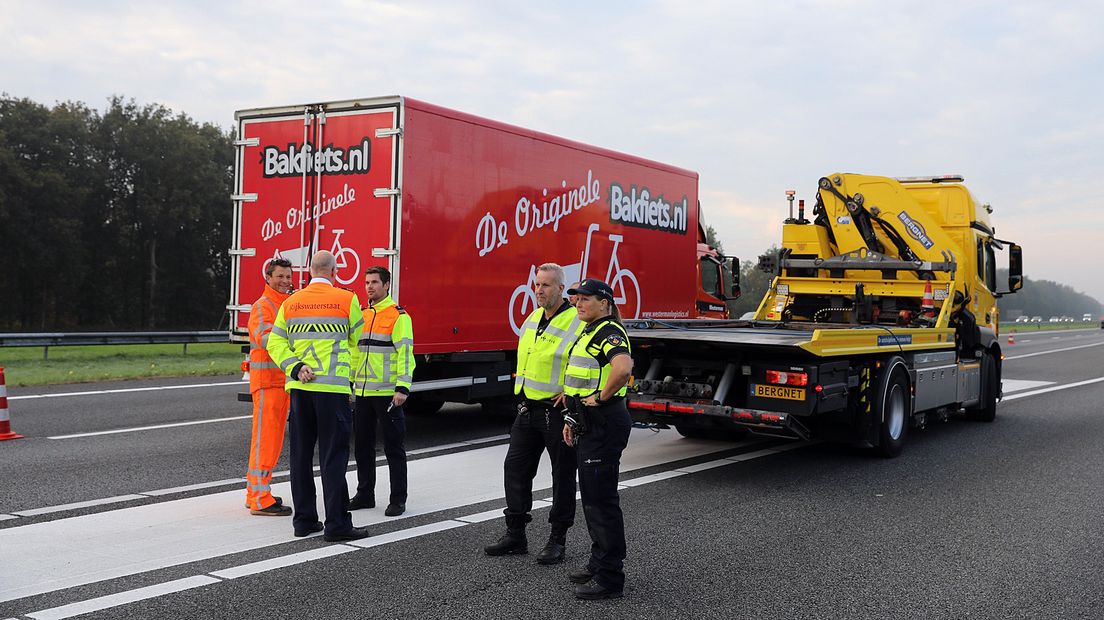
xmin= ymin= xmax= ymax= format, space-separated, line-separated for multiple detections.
xmin=48 ymin=415 xmax=252 ymax=439
xmin=8 ymin=381 xmax=244 ymax=401
xmin=1005 ymin=340 xmax=1104 ymax=360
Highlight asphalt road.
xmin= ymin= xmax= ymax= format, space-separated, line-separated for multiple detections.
xmin=1 ymin=328 xmax=1102 ymax=619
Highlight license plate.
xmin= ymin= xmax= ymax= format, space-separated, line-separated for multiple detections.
xmin=750 ymin=384 xmax=806 ymax=401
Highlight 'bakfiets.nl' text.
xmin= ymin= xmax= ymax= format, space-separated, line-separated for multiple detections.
xmin=608 ymin=184 xmax=688 ymax=235
xmin=262 ymin=138 xmax=372 ymax=178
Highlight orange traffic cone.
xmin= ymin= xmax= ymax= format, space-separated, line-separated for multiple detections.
xmin=0 ymin=367 xmax=24 ymax=441
xmin=1008 ymin=333 xmax=1016 ymax=345
xmin=921 ymin=280 xmax=935 ymax=319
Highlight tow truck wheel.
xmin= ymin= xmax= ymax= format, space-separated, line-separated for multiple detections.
xmin=874 ymin=362 xmax=910 ymax=458
xmin=965 ymin=352 xmax=998 ymax=423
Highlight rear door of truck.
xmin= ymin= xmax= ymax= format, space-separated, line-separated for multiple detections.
xmin=229 ymin=99 xmax=402 ymax=340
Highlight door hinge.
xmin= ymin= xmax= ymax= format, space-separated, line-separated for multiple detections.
xmin=372 ymin=248 xmax=398 ymax=257
xmin=375 ymin=127 xmax=403 ymax=138
xmin=231 ymin=193 xmax=258 ymax=202
xmin=233 ymin=137 xmax=260 ymax=147
xmin=373 ymin=188 xmax=401 ymax=198
xmin=229 ymin=248 xmax=256 ymax=257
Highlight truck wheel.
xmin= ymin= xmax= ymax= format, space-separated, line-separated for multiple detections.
xmin=874 ymin=362 xmax=910 ymax=458
xmin=965 ymin=352 xmax=998 ymax=422
xmin=404 ymin=395 xmax=445 ymax=416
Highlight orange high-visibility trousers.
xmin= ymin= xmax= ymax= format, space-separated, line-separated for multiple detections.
xmin=246 ymin=386 xmax=290 ymax=510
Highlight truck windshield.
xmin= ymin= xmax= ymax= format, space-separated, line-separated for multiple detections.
xmin=701 ymin=256 xmax=722 ymax=298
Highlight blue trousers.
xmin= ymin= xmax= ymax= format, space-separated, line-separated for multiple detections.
xmin=289 ymin=390 xmax=354 ymax=536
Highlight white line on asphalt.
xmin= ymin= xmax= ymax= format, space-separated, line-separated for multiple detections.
xmin=15 ymin=439 xmax=803 ymax=618
xmin=141 ymin=478 xmax=246 ymax=497
xmin=26 ymin=575 xmax=221 ymax=620
xmin=12 ymin=495 xmax=148 ymax=517
xmin=0 ymin=514 xmax=18 ymax=521
xmin=209 ymin=545 xmax=358 ymax=580
xmin=9 ymin=380 xmax=245 ymax=401
xmin=1003 ymin=377 xmax=1104 ymax=401
xmin=48 ymin=415 xmax=252 ymax=439
xmin=1005 ymin=341 xmax=1104 ymax=360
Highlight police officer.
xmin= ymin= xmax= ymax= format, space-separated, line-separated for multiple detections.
xmin=485 ymin=263 xmax=583 ymax=563
xmin=561 ymin=279 xmax=633 ymax=600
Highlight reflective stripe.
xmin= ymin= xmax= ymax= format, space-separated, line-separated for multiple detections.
xmin=393 ymin=338 xmax=414 ymax=348
xmin=516 ymin=376 xmax=561 ymax=395
xmin=253 ymin=389 xmax=265 ymax=483
xmin=568 ymin=355 xmax=600 ymax=369
xmin=313 ymin=373 xmax=353 ymax=387
xmin=288 ymin=331 xmax=348 ymax=344
xmin=260 ymin=333 xmax=270 ymax=348
xmin=286 ymin=316 xmax=352 ymax=327
xmin=564 ymin=375 xmax=598 ymax=389
xmin=355 ymin=381 xmax=393 ymax=391
xmin=277 ymin=357 xmax=298 ymax=372
xmin=250 ymin=361 xmax=280 ymax=370
xmin=247 ymin=468 xmax=271 ymax=478
xmin=270 ymin=325 xmax=288 ymax=337
xmin=351 ymin=317 xmax=364 ymax=331
xmin=395 ymin=374 xmax=413 ymax=383
xmin=249 ymin=483 xmax=271 ymax=492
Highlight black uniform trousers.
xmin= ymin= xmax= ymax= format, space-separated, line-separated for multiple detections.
xmin=502 ymin=401 xmax=577 ymax=532
xmin=576 ymin=399 xmax=632 ymax=592
xmin=289 ymin=390 xmax=354 ymax=536
xmin=353 ymin=395 xmax=408 ymax=504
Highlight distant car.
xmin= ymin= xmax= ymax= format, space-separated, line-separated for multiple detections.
xmin=1085 ymin=313 xmax=1094 ymax=322
xmin=1049 ymin=316 xmax=1060 ymax=322
xmin=1031 ymin=316 xmax=1042 ymax=322
xmin=1015 ymin=315 xmax=1029 ymax=323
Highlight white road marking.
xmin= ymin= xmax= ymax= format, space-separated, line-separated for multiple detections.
xmin=11 ymin=436 xmax=804 ymax=619
xmin=12 ymin=495 xmax=148 ymax=517
xmin=48 ymin=415 xmax=251 ymax=439
xmin=1003 ymin=377 xmax=1104 ymax=401
xmin=1001 ymin=379 xmax=1054 ymax=393
xmin=0 ymin=431 xmax=752 ymax=603
xmin=141 ymin=478 xmax=246 ymax=497
xmin=209 ymin=545 xmax=357 ymax=580
xmin=1005 ymin=341 xmax=1104 ymax=360
xmin=8 ymin=380 xmax=244 ymax=401
xmin=348 ymin=520 xmax=467 ymax=548
xmin=26 ymin=575 xmax=220 ymax=620
xmin=0 ymin=514 xmax=18 ymax=521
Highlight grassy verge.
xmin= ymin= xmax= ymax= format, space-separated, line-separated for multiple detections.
xmin=1003 ymin=322 xmax=1101 ymax=333
xmin=0 ymin=343 xmax=244 ymax=387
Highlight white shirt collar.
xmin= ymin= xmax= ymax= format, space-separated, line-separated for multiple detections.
xmin=309 ymin=277 xmax=332 ymax=285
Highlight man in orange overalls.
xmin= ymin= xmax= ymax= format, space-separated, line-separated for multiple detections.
xmin=246 ymin=258 xmax=294 ymax=515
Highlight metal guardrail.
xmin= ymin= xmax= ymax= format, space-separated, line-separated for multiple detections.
xmin=0 ymin=331 xmax=228 ymax=359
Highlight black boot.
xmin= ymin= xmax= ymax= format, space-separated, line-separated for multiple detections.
xmin=484 ymin=527 xmax=527 ymax=556
xmin=535 ymin=534 xmax=566 ymax=565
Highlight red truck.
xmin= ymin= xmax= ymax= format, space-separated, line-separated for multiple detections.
xmin=228 ymin=96 xmax=736 ymax=412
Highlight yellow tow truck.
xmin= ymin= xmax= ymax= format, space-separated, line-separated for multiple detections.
xmin=625 ymin=173 xmax=1024 ymax=456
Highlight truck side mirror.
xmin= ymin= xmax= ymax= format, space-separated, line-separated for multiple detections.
xmin=730 ymin=257 xmax=741 ymax=300
xmin=1008 ymin=243 xmax=1023 ymax=292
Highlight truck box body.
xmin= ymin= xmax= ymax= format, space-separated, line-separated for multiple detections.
xmin=229 ymin=96 xmax=731 ymax=405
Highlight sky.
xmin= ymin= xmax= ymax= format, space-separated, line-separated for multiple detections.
xmin=2 ymin=0 xmax=1102 ymax=303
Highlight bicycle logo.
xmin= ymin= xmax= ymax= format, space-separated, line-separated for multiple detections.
xmin=260 ymin=224 xmax=361 ymax=286
xmin=508 ymin=223 xmax=641 ymax=335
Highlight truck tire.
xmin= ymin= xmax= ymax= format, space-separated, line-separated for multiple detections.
xmin=965 ymin=352 xmax=998 ymax=422
xmin=874 ymin=361 xmax=910 ymax=458
xmin=404 ymin=395 xmax=445 ymax=416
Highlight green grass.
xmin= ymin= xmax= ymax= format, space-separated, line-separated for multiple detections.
xmin=1003 ymin=321 xmax=1101 ymax=333
xmin=0 ymin=343 xmax=245 ymax=387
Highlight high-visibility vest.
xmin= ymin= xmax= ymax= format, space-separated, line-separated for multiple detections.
xmin=351 ymin=295 xmax=415 ymax=396
xmin=514 ymin=304 xmax=583 ymax=400
xmin=563 ymin=319 xmax=631 ymax=399
xmin=247 ymin=284 xmax=290 ymax=393
xmin=266 ymin=280 xmax=363 ymax=394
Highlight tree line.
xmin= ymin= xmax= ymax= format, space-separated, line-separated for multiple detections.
xmin=0 ymin=95 xmax=234 ymax=331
